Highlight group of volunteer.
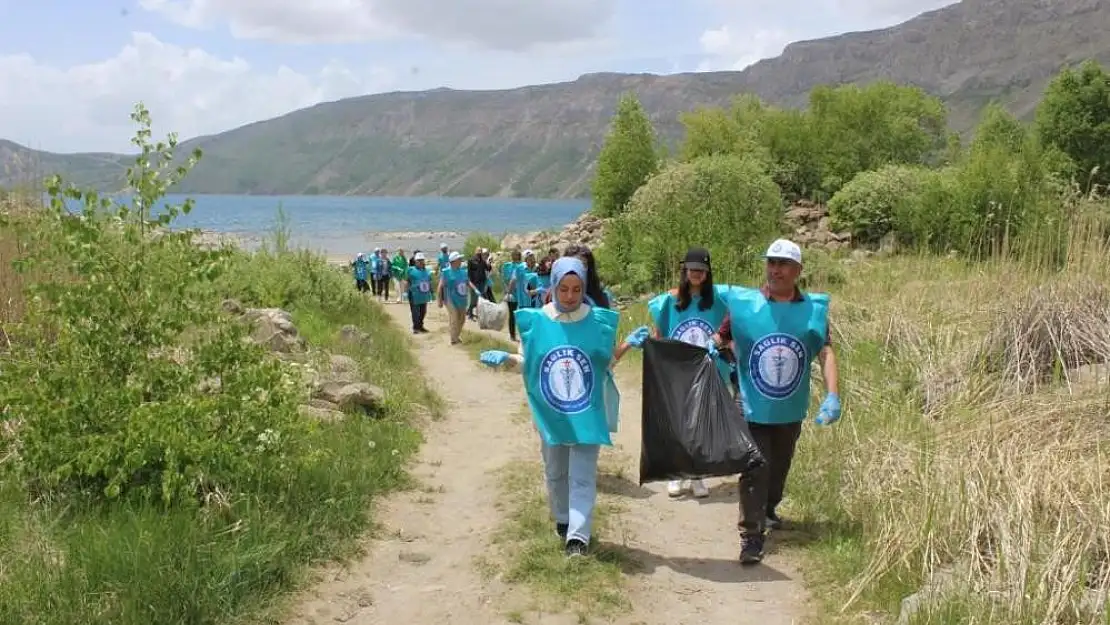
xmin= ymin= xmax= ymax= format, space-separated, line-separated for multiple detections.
xmin=478 ymin=239 xmax=841 ymax=566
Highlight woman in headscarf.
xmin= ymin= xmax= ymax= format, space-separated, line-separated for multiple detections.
xmin=478 ymin=257 xmax=628 ymax=558
xmin=561 ymin=244 xmax=612 ymax=309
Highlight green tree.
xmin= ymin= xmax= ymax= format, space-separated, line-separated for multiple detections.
xmin=971 ymin=103 xmax=1028 ymax=153
xmin=591 ymin=93 xmax=659 ymax=218
xmin=806 ymin=81 xmax=947 ymax=196
xmin=1036 ymin=59 xmax=1110 ymax=190
xmin=600 ymin=155 xmax=782 ymax=291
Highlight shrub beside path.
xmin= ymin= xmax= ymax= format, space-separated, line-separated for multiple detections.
xmin=285 ymin=303 xmax=809 ymax=624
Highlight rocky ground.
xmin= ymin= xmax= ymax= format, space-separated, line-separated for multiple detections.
xmin=499 ymin=202 xmax=852 ymax=253
xmin=222 ymin=299 xmax=386 ymax=421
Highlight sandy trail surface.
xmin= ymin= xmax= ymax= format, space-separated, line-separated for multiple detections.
xmin=284 ymin=304 xmax=809 ymax=624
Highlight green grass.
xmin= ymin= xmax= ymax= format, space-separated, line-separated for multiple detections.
xmin=0 ymin=249 xmax=441 ymax=625
xmin=478 ymin=459 xmax=634 ymax=620
xmin=459 ymin=327 xmax=518 ymax=360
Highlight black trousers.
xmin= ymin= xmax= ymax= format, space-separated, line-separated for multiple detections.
xmin=506 ymin=301 xmax=519 ymax=339
xmin=409 ymin=300 xmax=427 ymax=331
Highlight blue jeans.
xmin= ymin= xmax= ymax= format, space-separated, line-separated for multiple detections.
xmin=540 ymin=442 xmax=600 ymax=544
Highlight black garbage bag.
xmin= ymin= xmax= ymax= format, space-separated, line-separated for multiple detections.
xmin=639 ymin=337 xmax=765 ymax=484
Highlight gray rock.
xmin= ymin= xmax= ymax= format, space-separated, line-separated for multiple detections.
xmin=329 ymin=354 xmax=360 ymax=378
xmin=307 ymin=398 xmax=343 ymax=411
xmin=298 ymin=404 xmax=345 ymax=423
xmin=338 ymin=324 xmax=371 ymax=347
xmin=243 ymin=308 xmax=305 ymax=353
xmin=314 ymin=381 xmax=385 ymax=412
xmin=221 ymin=298 xmax=244 ymax=315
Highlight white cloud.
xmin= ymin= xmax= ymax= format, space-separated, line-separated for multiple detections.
xmin=697 ymin=0 xmax=957 ymax=71
xmin=139 ymin=0 xmax=618 ymax=51
xmin=697 ymin=27 xmax=794 ymax=71
xmin=0 ymin=32 xmax=395 ymax=153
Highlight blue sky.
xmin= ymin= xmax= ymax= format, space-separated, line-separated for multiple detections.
xmin=0 ymin=0 xmax=955 ymax=153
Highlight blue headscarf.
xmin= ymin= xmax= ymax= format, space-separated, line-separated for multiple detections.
xmin=550 ymin=256 xmax=588 ymax=313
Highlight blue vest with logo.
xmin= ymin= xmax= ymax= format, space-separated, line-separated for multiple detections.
xmin=725 ymin=287 xmax=829 ymax=425
xmin=441 ymin=266 xmax=470 ymax=308
xmin=514 ymin=265 xmax=539 ymax=309
xmin=406 ymin=267 xmax=434 ymax=305
xmin=516 ymin=306 xmax=620 ymax=446
xmin=648 ymin=288 xmax=732 ymax=384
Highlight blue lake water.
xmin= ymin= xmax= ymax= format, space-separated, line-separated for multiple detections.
xmin=95 ymin=194 xmax=590 ymax=256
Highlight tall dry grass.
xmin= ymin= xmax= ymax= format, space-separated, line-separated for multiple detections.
xmin=791 ymin=200 xmax=1110 ymax=624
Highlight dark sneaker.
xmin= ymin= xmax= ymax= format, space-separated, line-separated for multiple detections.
xmin=555 ymin=523 xmax=568 ymax=540
xmin=739 ymin=533 xmax=765 ymax=565
xmin=766 ymin=509 xmax=783 ymax=531
xmin=565 ymin=538 xmax=588 ymax=558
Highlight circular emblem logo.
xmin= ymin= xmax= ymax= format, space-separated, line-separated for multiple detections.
xmin=539 ymin=346 xmax=594 ymax=414
xmin=671 ymin=318 xmax=715 ymax=349
xmin=748 ymin=333 xmax=807 ymax=399
xmin=455 ymin=282 xmax=468 ymax=296
xmin=418 ymin=281 xmax=430 ymax=293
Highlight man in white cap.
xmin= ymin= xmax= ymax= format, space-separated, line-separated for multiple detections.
xmin=437 ymin=251 xmax=470 ymax=344
xmin=711 ymin=238 xmax=841 ymax=565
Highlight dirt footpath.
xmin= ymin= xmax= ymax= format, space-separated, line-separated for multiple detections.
xmin=284 ymin=304 xmax=809 ymax=625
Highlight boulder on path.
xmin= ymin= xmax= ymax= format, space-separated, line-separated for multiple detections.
xmin=243 ymin=307 xmax=306 ymax=353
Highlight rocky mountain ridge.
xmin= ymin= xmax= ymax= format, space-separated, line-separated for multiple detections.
xmin=3 ymin=0 xmax=1108 ymax=197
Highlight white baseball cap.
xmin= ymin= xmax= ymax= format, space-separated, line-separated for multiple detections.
xmin=448 ymin=251 xmax=462 ymax=261
xmin=523 ymin=249 xmax=535 ymax=257
xmin=413 ymin=252 xmax=426 ymax=261
xmin=440 ymin=242 xmax=448 ymax=249
xmin=764 ymin=239 xmax=802 ymax=264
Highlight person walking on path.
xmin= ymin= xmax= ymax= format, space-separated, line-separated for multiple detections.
xmin=390 ymin=249 xmax=408 ymax=304
xmin=466 ymin=248 xmax=493 ymax=320
xmin=556 ymin=245 xmax=612 ymax=309
xmin=351 ymin=252 xmax=371 ymax=293
xmin=500 ymin=250 xmax=521 ymax=337
xmin=710 ymin=238 xmax=841 ymax=565
xmin=374 ymin=248 xmax=392 ymax=302
xmin=368 ymin=248 xmax=383 ymax=298
xmin=437 ymin=251 xmax=470 ymax=344
xmin=615 ymin=247 xmax=734 ymax=499
xmin=403 ymin=252 xmax=434 ymax=334
xmin=478 ymin=257 xmax=622 ymax=558
xmin=506 ymin=249 xmax=540 ymax=341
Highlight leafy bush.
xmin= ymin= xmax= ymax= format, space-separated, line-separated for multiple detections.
xmin=463 ymin=231 xmax=501 ymax=255
xmin=828 ymin=164 xmax=937 ymax=246
xmin=600 ymin=155 xmax=783 ymax=292
xmin=0 ymin=105 xmax=311 ymax=505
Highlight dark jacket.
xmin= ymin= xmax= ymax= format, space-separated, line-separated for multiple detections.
xmin=467 ymin=255 xmax=488 ymax=287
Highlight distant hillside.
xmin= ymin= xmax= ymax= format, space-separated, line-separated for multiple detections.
xmin=3 ymin=0 xmax=1108 ymax=198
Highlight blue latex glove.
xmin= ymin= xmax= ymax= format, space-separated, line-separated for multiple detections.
xmin=737 ymin=386 xmax=754 ymax=419
xmin=706 ymin=341 xmax=720 ymax=360
xmin=816 ymin=392 xmax=841 ymax=425
xmin=624 ymin=325 xmax=650 ymax=348
xmin=479 ymin=350 xmax=510 ymax=367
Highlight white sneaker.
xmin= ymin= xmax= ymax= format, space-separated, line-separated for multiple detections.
xmin=690 ymin=479 xmax=709 ymax=498
xmin=667 ymin=480 xmax=687 ymax=497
